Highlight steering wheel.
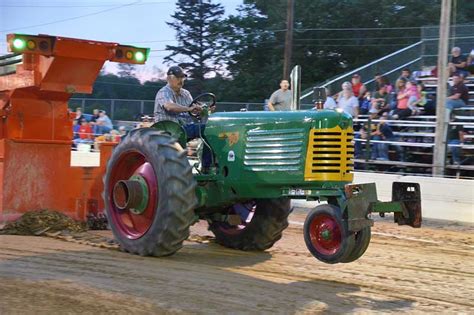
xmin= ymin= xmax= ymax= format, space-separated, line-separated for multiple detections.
xmin=189 ymin=93 xmax=216 ymax=119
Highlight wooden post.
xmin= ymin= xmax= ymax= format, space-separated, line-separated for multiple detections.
xmin=432 ymin=0 xmax=452 ymax=177
xmin=283 ymin=0 xmax=294 ymax=80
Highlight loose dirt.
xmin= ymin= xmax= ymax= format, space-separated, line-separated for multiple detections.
xmin=0 ymin=208 xmax=472 ymax=314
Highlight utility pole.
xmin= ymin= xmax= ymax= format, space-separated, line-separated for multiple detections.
xmin=433 ymin=0 xmax=452 ymax=176
xmin=283 ymin=0 xmax=294 ymax=80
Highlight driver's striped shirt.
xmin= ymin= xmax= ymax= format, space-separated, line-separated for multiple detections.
xmin=154 ymin=84 xmax=193 ymax=124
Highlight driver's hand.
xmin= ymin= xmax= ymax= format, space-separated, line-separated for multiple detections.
xmin=209 ymin=104 xmax=217 ymax=113
xmin=189 ymin=104 xmax=202 ymax=113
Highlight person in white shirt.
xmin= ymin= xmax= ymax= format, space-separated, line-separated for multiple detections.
xmin=337 ymin=81 xmax=359 ymax=117
xmin=323 ymin=88 xmax=337 ymax=109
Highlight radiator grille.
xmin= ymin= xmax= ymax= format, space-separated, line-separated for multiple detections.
xmin=244 ymin=128 xmax=304 ymax=172
xmin=304 ymin=126 xmax=354 ymax=181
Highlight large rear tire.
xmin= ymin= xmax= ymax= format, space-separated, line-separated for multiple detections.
xmin=104 ymin=128 xmax=197 ymax=256
xmin=209 ymin=198 xmax=291 ymax=251
xmin=304 ymin=204 xmax=355 ymax=264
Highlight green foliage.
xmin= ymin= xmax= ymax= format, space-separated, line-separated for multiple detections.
xmin=165 ymin=0 xmax=225 ymax=92
xmin=78 ymin=0 xmax=473 ymax=108
xmin=217 ymin=0 xmax=449 ymax=102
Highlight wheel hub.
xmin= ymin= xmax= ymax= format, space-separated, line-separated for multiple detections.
xmin=309 ymin=213 xmax=342 ymax=256
xmin=320 ymin=228 xmax=332 ymax=241
xmin=113 ymin=175 xmax=149 ymax=215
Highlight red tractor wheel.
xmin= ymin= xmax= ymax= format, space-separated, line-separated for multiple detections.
xmin=303 ymin=204 xmax=355 ymax=264
xmin=209 ymin=198 xmax=291 ymax=251
xmin=104 ymin=128 xmax=197 ymax=256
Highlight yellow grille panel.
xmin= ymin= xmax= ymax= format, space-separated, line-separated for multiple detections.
xmin=304 ymin=126 xmax=354 ymax=181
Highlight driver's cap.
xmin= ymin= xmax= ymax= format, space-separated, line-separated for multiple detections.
xmin=167 ymin=66 xmax=187 ymax=78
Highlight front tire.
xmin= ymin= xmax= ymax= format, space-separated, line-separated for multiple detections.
xmin=104 ymin=128 xmax=197 ymax=256
xmin=209 ymin=198 xmax=291 ymax=251
xmin=304 ymin=204 xmax=355 ymax=264
xmin=340 ymin=226 xmax=371 ymax=263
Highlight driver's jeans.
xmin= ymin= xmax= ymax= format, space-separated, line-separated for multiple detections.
xmin=183 ymin=123 xmax=212 ymax=168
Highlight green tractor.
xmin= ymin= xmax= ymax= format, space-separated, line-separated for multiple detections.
xmin=104 ymin=93 xmax=421 ymax=264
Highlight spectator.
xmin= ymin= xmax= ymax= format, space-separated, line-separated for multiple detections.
xmin=448 ymin=47 xmax=469 ymax=77
xmin=73 ymin=118 xmax=93 ymax=147
xmin=359 ymin=91 xmax=372 ymax=115
xmin=72 ymin=119 xmax=80 ymax=140
xmin=398 ymin=68 xmax=413 ymax=81
xmin=137 ymin=115 xmax=153 ymax=128
xmin=373 ymin=73 xmax=382 ymax=91
xmin=447 ymin=113 xmax=465 ymax=165
xmin=412 ymin=82 xmax=436 ymax=115
xmin=371 ymin=84 xmax=390 ymax=117
xmin=392 ymin=79 xmax=413 ymax=120
xmin=467 ymin=49 xmax=474 ymax=75
xmin=267 ymin=80 xmax=292 ymax=111
xmin=351 ymin=74 xmax=366 ymax=99
xmin=354 ymin=120 xmax=377 ymax=159
xmin=337 ymin=81 xmax=359 ymax=117
xmin=394 ymin=77 xmax=406 ymax=92
xmin=373 ymin=113 xmax=404 ymax=161
xmin=446 ymin=73 xmax=469 ymax=111
xmin=74 ymin=107 xmax=84 ymax=125
xmin=95 ymin=110 xmax=113 ymax=134
xmin=90 ymin=109 xmax=100 ymax=123
xmin=406 ymin=80 xmax=421 ymax=115
xmin=89 ymin=108 xmax=100 ymax=135
xmin=323 ymin=88 xmax=337 ymax=110
xmin=412 ymin=82 xmax=426 ymax=112
xmin=109 ymin=130 xmax=121 ymax=142
xmin=118 ymin=126 xmax=127 ymax=136
xmin=380 ymin=76 xmax=393 ymax=93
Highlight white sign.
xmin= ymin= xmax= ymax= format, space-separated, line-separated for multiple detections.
xmin=228 ymin=150 xmax=235 ymax=162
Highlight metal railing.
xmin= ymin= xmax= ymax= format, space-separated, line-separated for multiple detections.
xmin=300 ymin=41 xmax=423 ymax=103
xmin=300 ymin=24 xmax=474 ymax=104
xmin=0 ymin=53 xmax=21 ymax=76
xmin=352 ymin=116 xmax=474 ymax=177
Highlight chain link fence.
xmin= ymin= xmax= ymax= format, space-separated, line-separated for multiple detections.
xmin=69 ymin=98 xmax=318 ymax=121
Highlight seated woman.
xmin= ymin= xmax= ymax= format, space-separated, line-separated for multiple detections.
xmin=391 ymin=79 xmax=413 ymax=120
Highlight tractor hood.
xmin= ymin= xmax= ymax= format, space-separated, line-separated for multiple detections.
xmin=207 ymin=110 xmax=352 ymax=131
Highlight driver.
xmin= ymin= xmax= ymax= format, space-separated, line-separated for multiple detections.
xmin=154 ymin=66 xmax=213 ymax=172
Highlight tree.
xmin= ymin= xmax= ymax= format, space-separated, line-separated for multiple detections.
xmin=117 ymin=63 xmax=137 ymax=78
xmin=165 ymin=0 xmax=225 ymax=92
xmin=218 ymin=0 xmax=465 ymax=102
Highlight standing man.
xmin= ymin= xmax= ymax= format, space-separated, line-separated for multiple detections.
xmin=267 ymin=80 xmax=292 ymax=111
xmin=154 ymin=66 xmax=213 ymax=172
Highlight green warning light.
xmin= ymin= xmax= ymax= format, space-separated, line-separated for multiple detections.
xmin=135 ymin=51 xmax=145 ymax=62
xmin=12 ymin=38 xmax=26 ymax=50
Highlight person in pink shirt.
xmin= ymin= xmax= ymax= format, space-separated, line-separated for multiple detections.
xmin=392 ymin=79 xmax=413 ymax=119
xmin=406 ymin=80 xmax=421 ymax=115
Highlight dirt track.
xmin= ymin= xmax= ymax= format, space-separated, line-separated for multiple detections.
xmin=1 ymin=209 xmax=473 ymax=314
